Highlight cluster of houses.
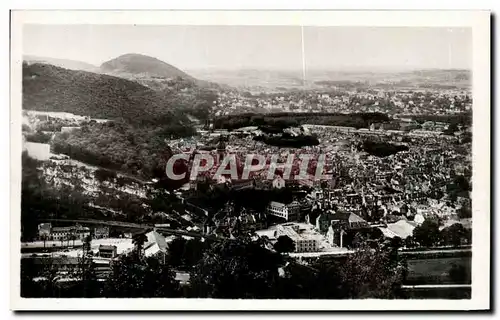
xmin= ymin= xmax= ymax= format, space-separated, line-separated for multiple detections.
xmin=37 ymin=223 xmax=109 ymax=242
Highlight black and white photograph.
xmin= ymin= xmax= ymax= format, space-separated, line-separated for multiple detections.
xmin=10 ymin=10 xmax=490 ymax=311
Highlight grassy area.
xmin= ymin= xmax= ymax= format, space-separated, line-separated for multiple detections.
xmin=405 ymin=256 xmax=471 ymax=285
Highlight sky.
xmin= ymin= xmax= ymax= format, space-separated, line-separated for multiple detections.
xmin=22 ymin=24 xmax=472 ymax=71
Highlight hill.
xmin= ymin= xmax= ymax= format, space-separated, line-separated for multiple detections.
xmin=100 ymin=53 xmax=195 ymax=81
xmin=23 ymin=55 xmax=99 ymax=73
xmin=100 ymin=53 xmax=222 ymax=90
xmin=22 ymin=62 xmax=188 ymax=125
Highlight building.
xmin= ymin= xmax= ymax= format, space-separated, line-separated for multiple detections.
xmin=50 ymin=225 xmax=91 ymax=241
xmin=144 ymin=231 xmax=170 ymax=259
xmin=93 ymin=226 xmax=110 ymax=239
xmin=276 ymin=223 xmax=322 ymax=253
xmin=315 ymin=211 xmax=336 ymax=234
xmin=23 ymin=142 xmax=51 ymax=161
xmin=51 ymin=226 xmax=75 ymax=241
xmin=98 ymin=245 xmax=118 ymax=258
xmin=326 ymin=211 xmax=369 ymax=248
xmin=266 ymin=201 xmax=300 ymax=221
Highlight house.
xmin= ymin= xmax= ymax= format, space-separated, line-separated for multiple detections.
xmin=144 ymin=231 xmax=169 ymax=258
xmin=98 ymin=245 xmax=118 ymax=258
xmin=73 ymin=225 xmax=91 ymax=240
xmin=93 ymin=226 xmax=109 ymax=239
xmin=49 ymin=225 xmax=90 ymax=242
xmin=51 ymin=227 xmax=75 ymax=241
xmin=266 ymin=201 xmax=300 ymax=221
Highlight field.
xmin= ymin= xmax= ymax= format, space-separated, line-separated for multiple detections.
xmin=405 ymin=256 xmax=472 ymax=285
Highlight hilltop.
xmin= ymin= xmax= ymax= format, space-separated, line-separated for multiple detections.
xmin=100 ymin=53 xmax=221 ymax=89
xmin=100 ymin=53 xmax=195 ymax=81
xmin=23 ymin=55 xmax=99 ymax=73
xmin=22 ymin=62 xmax=188 ymax=125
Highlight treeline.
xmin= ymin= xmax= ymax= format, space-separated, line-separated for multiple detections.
xmin=407 ymin=219 xmax=472 ymax=249
xmin=21 ymin=236 xmax=407 ymax=299
xmin=409 ymin=112 xmax=472 ymax=126
xmin=25 ymin=131 xmax=52 ymax=144
xmin=253 ymin=134 xmax=320 ymax=148
xmin=213 ymin=112 xmax=392 ymax=130
xmin=359 ymin=140 xmax=409 ymax=157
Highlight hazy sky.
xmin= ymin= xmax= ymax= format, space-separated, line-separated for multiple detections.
xmin=23 ymin=25 xmax=472 ymax=71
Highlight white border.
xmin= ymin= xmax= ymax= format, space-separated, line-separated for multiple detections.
xmin=9 ymin=10 xmax=491 ymax=311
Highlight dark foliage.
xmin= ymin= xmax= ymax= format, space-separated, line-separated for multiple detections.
xmin=360 ymin=140 xmax=409 ymax=157
xmin=104 ymin=254 xmax=180 ymax=297
xmin=274 ymin=235 xmax=295 ymax=253
xmin=25 ymin=131 xmax=52 ymax=143
xmin=213 ymin=112 xmax=391 ymax=130
xmin=254 ymin=133 xmax=320 ymax=148
xmin=189 ymin=239 xmax=283 ymax=298
xmin=412 ymin=220 xmax=441 ymax=247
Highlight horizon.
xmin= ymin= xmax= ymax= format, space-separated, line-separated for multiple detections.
xmin=23 ymin=53 xmax=471 ymax=74
xmin=23 ymin=25 xmax=472 ymax=72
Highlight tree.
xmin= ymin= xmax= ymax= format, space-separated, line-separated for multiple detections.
xmin=70 ymin=234 xmax=77 ymax=247
xmin=183 ymin=238 xmax=207 ymax=268
xmin=441 ymin=223 xmax=470 ymax=247
xmin=40 ymin=234 xmax=48 ymax=249
xmin=166 ymin=236 xmax=187 ymax=268
xmin=189 ymin=239 xmax=283 ymax=298
xmin=412 ymin=220 xmax=441 ymax=247
xmin=132 ymin=232 xmax=148 ymax=258
xmin=76 ymin=235 xmax=99 ymax=297
xmin=35 ymin=257 xmax=61 ymax=298
xmin=104 ymin=253 xmax=180 ymax=298
xmin=335 ymin=244 xmax=406 ymax=299
xmin=273 ymin=235 xmax=295 ymax=253
xmin=404 ymin=235 xmax=417 ymax=248
xmin=457 ymin=204 xmax=472 ymax=219
xmin=443 ymin=122 xmax=459 ymax=135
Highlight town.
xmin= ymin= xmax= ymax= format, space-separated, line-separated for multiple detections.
xmin=21 ymin=81 xmax=473 ymax=299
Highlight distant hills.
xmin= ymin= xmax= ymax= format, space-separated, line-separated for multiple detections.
xmin=23 ymin=55 xmax=99 ymax=73
xmin=189 ymin=68 xmax=471 ymax=90
xmin=24 ymin=53 xmax=221 ymax=90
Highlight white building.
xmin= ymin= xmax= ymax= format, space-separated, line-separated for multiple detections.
xmin=276 ymin=223 xmax=322 ymax=253
xmin=50 ymin=225 xmax=91 ymax=241
xmin=266 ymin=201 xmax=300 ymax=221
